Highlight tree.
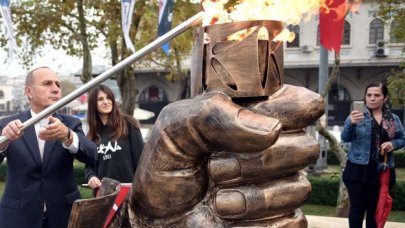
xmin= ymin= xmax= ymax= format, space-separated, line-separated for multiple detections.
xmin=88 ymin=0 xmax=199 ymax=113
xmin=9 ymin=0 xmax=96 ymax=83
xmin=4 ymin=0 xmax=200 ymax=114
xmin=316 ymin=53 xmax=350 ymax=217
xmin=376 ymin=1 xmax=405 ymax=118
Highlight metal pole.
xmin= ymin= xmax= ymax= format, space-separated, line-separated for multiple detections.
xmin=316 ymin=45 xmax=329 ymax=170
xmin=0 ymin=11 xmax=204 ymax=145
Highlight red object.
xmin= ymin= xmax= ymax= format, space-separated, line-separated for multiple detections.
xmin=375 ymin=168 xmax=393 ymax=228
xmin=79 ymin=94 xmax=87 ymax=103
xmin=319 ymin=0 xmax=347 ymax=54
xmin=103 ymin=183 xmax=132 ymax=228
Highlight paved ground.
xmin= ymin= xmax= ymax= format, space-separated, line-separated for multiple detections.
xmin=306 ymin=215 xmax=405 ymax=228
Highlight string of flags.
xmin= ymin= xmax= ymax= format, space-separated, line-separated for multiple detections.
xmin=121 ymin=0 xmax=136 ymax=53
xmin=158 ymin=0 xmax=174 ymax=55
xmin=120 ymin=0 xmax=174 ymax=55
xmin=0 ymin=0 xmax=17 ymax=62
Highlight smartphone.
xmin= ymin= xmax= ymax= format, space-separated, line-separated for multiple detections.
xmin=353 ymin=101 xmax=365 ymax=112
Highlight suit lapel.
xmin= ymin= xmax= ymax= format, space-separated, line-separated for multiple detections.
xmin=20 ymin=111 xmax=42 ymax=165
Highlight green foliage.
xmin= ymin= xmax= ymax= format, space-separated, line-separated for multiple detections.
xmin=73 ymin=162 xmax=86 ymax=185
xmin=392 ymin=182 xmax=405 ymax=211
xmin=307 ymin=176 xmax=340 ymax=206
xmin=308 ymin=176 xmax=405 ymax=210
xmin=387 ymin=68 xmax=405 ymax=107
xmin=79 ymin=186 xmax=94 ymax=199
xmin=0 ymin=161 xmax=86 ymax=185
xmin=327 ymin=149 xmax=405 ymax=168
xmin=2 ymin=0 xmax=201 ymax=111
xmin=2 ymin=162 xmax=405 ymax=209
xmin=394 ymin=149 xmax=405 ymax=167
xmin=327 ymin=149 xmax=344 ymax=165
xmin=375 ymin=0 xmax=405 ymax=107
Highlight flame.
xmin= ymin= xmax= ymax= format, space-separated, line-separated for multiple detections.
xmin=274 ymin=29 xmax=295 ymax=42
xmin=201 ymin=0 xmax=360 ymax=42
xmin=349 ymin=1 xmax=362 ymax=14
xmin=202 ymin=0 xmax=326 ymax=26
xmin=320 ymin=0 xmax=347 ymax=22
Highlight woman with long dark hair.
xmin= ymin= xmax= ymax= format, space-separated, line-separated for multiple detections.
xmin=85 ymin=85 xmax=144 ymax=190
xmin=341 ymin=82 xmax=405 ymax=227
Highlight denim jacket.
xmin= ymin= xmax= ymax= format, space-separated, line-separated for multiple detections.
xmin=341 ymin=108 xmax=405 ymax=168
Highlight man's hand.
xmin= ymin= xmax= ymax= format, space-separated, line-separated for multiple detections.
xmin=109 ymin=84 xmax=324 ymax=227
xmin=38 ymin=116 xmax=69 ymax=142
xmin=0 ymin=119 xmax=24 ymax=150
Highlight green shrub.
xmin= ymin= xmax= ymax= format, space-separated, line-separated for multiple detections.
xmin=74 ymin=162 xmax=86 ymax=185
xmin=0 ymin=161 xmax=87 ymax=185
xmin=1 ymin=162 xmax=405 ymax=210
xmin=308 ymin=176 xmax=405 ymax=210
xmin=395 ymin=150 xmax=405 ymax=168
xmin=392 ymin=182 xmax=405 ymax=211
xmin=327 ymin=149 xmax=405 ymax=168
xmin=327 ymin=150 xmax=341 ymax=165
xmin=307 ymin=176 xmax=339 ymax=206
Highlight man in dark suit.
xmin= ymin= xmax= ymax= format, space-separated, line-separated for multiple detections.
xmin=0 ymin=67 xmax=97 ymax=228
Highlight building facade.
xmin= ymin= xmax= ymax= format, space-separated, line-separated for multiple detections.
xmin=283 ymin=3 xmax=404 ymax=125
xmin=134 ymin=2 xmax=404 ymax=126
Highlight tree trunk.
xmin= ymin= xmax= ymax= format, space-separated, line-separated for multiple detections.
xmin=76 ymin=0 xmax=92 ymax=83
xmin=317 ymin=53 xmax=350 ymax=217
xmin=316 ymin=121 xmax=349 ymax=217
xmin=174 ymin=48 xmax=189 ymax=98
xmin=117 ymin=68 xmax=138 ymax=115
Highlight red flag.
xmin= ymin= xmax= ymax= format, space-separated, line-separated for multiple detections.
xmin=320 ymin=0 xmax=347 ymax=54
xmin=103 ymin=183 xmax=132 ymax=228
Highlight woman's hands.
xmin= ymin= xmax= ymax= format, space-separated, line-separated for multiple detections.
xmin=349 ymin=110 xmax=364 ymax=125
xmin=88 ymin=176 xmax=102 ymax=189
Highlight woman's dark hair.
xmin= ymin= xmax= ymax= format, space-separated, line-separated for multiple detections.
xmin=364 ymin=81 xmax=388 ymax=98
xmin=87 ymin=85 xmax=139 ymax=143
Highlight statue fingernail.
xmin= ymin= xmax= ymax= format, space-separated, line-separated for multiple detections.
xmin=215 ymin=190 xmax=246 ymax=217
xmin=209 ymin=156 xmax=241 ymax=183
xmin=238 ymin=109 xmax=279 ymax=132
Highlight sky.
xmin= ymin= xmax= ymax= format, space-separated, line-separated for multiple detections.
xmin=0 ymin=45 xmax=111 ymax=77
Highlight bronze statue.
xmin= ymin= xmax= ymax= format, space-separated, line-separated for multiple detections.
xmin=109 ymin=21 xmax=324 ymax=227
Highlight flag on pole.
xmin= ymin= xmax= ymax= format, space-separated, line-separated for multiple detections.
xmin=121 ymin=0 xmax=136 ymax=53
xmin=0 ymin=0 xmax=17 ymax=62
xmin=158 ymin=0 xmax=174 ymax=55
xmin=103 ymin=183 xmax=132 ymax=228
xmin=319 ymin=0 xmax=347 ymax=54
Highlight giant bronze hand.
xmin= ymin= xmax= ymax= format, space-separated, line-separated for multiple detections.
xmin=109 ymin=83 xmax=324 ymax=227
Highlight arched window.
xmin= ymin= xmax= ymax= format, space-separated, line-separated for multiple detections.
xmin=342 ymin=21 xmax=351 ymax=45
xmin=139 ymin=85 xmax=168 ymax=104
xmin=139 ymin=85 xmax=169 ymax=124
xmin=390 ymin=19 xmax=404 ymax=43
xmin=286 ymin=25 xmax=300 ymax=48
xmin=369 ymin=18 xmax=384 ymax=44
xmin=0 ymin=90 xmax=4 ymax=99
xmin=328 ymin=84 xmax=351 ymax=126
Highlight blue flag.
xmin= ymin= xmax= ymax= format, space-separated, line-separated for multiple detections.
xmin=158 ymin=0 xmax=174 ymax=55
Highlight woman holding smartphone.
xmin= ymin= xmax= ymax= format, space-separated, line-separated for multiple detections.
xmin=85 ymin=85 xmax=144 ymax=191
xmin=341 ymin=82 xmax=405 ymax=227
